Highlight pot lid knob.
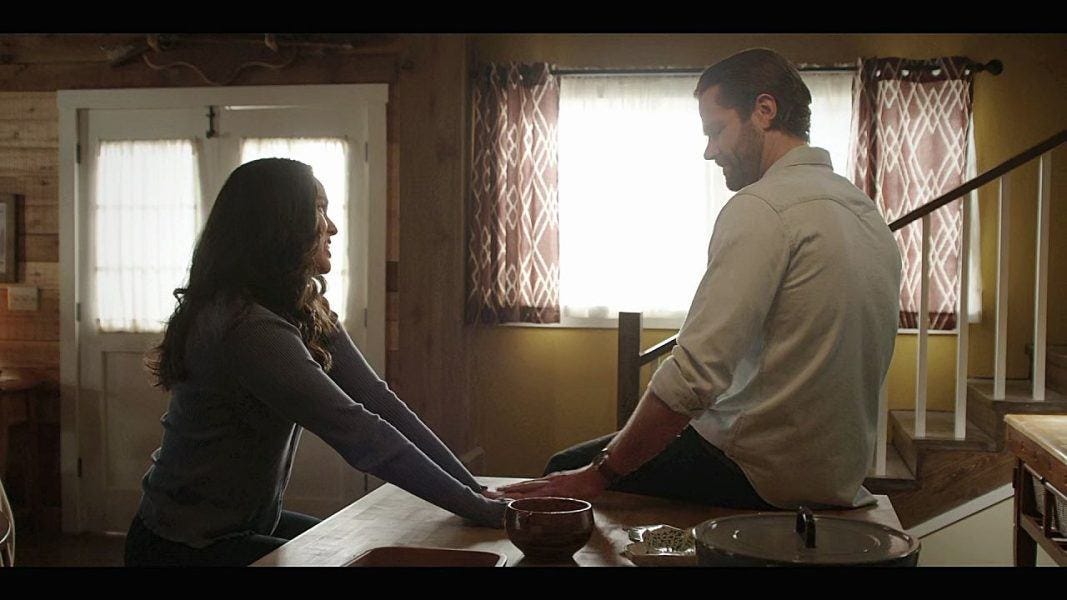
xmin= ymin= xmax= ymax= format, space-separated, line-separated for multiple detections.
xmin=795 ymin=506 xmax=816 ymax=549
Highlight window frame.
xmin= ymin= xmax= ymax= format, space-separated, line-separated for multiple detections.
xmin=551 ymin=72 xmax=858 ymax=330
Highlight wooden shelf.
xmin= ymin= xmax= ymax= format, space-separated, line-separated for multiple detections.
xmin=1018 ymin=512 xmax=1067 ymax=566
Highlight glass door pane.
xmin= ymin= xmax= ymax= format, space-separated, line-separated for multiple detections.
xmin=93 ymin=139 xmax=200 ymax=332
xmin=240 ymin=138 xmax=350 ymax=321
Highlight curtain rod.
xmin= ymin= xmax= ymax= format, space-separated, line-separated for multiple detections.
xmin=550 ymin=65 xmax=853 ymax=76
xmin=549 ymin=59 xmax=1002 ymax=77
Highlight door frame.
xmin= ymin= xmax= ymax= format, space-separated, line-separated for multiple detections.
xmin=57 ymin=84 xmax=388 ymax=532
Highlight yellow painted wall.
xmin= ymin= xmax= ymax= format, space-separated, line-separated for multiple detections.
xmin=469 ymin=34 xmax=1067 ymax=478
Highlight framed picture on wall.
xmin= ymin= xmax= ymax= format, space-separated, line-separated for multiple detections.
xmin=0 ymin=194 xmax=17 ymax=283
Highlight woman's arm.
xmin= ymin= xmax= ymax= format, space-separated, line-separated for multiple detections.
xmin=324 ymin=324 xmax=484 ymax=491
xmin=224 ymin=307 xmax=504 ymax=526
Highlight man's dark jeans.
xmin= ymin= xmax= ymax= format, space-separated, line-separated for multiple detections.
xmin=545 ymin=426 xmax=774 ymax=509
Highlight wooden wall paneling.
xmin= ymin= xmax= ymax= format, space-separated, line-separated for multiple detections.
xmin=0 ymin=340 xmax=59 ymax=370
xmin=18 ymin=234 xmax=58 ymax=263
xmin=386 ymin=292 xmax=400 ymax=322
xmin=18 ymin=205 xmax=59 ymax=235
xmin=0 ymin=92 xmax=58 ymax=121
xmin=0 ymin=147 xmax=57 ymax=178
xmin=387 ymin=143 xmax=400 ymax=261
xmin=17 ymin=262 xmax=59 ymax=289
xmin=0 ymin=35 xmax=136 ymax=64
xmin=0 ymin=286 xmax=60 ymax=341
xmin=0 ymin=175 xmax=58 ymax=206
xmin=0 ymin=120 xmax=58 ymax=148
xmin=0 ymin=287 xmax=60 ymax=316
xmin=394 ymin=35 xmax=475 ymax=456
xmin=0 ymin=314 xmax=59 ymax=341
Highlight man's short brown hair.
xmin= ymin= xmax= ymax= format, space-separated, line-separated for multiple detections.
xmin=695 ymin=48 xmax=812 ymax=142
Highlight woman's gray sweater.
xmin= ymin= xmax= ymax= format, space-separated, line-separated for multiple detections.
xmin=137 ymin=299 xmax=505 ymax=548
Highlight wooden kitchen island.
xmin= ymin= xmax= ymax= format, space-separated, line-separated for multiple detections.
xmin=254 ymin=476 xmax=903 ymax=567
xmin=1006 ymin=414 xmax=1067 ymax=566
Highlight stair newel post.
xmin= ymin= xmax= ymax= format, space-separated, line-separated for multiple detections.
xmin=995 ymin=174 xmax=1012 ymax=399
xmin=916 ymin=215 xmax=931 ymax=438
xmin=955 ymin=192 xmax=973 ymax=439
xmin=617 ymin=312 xmax=642 ymax=429
xmin=1033 ymin=153 xmax=1051 ymax=401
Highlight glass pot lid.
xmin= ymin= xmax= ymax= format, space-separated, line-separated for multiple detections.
xmin=693 ymin=507 xmax=920 ymax=565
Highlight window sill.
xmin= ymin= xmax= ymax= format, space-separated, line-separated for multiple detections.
xmin=497 ymin=324 xmax=970 ymax=335
xmin=495 ymin=321 xmax=976 ymax=334
xmin=498 ymin=315 xmax=684 ymax=330
xmin=897 ymin=328 xmax=958 ymax=335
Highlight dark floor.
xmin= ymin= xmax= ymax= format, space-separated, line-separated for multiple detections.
xmin=14 ymin=531 xmax=126 ymax=567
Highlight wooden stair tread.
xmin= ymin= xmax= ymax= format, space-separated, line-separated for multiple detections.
xmin=890 ymin=409 xmax=996 ymax=451
xmin=967 ymin=378 xmax=1067 ymax=407
xmin=884 ymin=408 xmax=1017 ymax=528
xmin=864 ymin=443 xmax=916 ymax=493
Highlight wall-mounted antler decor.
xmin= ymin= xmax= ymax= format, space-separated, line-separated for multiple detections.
xmin=101 ymin=34 xmax=401 ymax=86
xmin=137 ymin=34 xmax=296 ymax=86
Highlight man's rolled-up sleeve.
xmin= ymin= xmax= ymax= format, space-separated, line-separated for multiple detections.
xmin=649 ymin=194 xmax=791 ymax=417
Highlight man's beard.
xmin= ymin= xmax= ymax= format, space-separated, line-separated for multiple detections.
xmin=723 ymin=122 xmax=764 ymax=192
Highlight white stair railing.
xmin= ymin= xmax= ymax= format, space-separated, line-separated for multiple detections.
xmin=994 ymin=174 xmax=1011 ymax=400
xmin=954 ymin=190 xmax=974 ymax=439
xmin=915 ymin=215 xmax=931 ymax=437
xmin=1032 ymin=153 xmax=1051 ymax=401
xmin=881 ymin=130 xmax=1063 ymax=458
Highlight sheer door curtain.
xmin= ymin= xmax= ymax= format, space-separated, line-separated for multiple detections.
xmin=93 ymin=139 xmax=352 ymax=333
xmin=94 ymin=140 xmax=200 ymax=332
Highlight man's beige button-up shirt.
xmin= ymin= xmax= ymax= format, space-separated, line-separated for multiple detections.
xmin=648 ymin=145 xmax=902 ymax=509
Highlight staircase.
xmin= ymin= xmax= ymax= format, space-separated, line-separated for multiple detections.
xmin=864 ymin=347 xmax=1067 ymax=528
xmin=859 ymin=130 xmax=1067 ymax=530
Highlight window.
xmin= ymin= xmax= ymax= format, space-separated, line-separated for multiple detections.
xmin=93 ymin=139 xmax=201 ymax=332
xmin=240 ymin=138 xmax=350 ymax=321
xmin=557 ymin=72 xmax=854 ymax=327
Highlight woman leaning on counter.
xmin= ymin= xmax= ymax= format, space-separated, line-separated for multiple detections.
xmin=124 ymin=158 xmax=506 ymax=567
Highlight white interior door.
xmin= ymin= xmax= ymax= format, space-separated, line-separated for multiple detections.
xmin=72 ymin=91 xmax=386 ymax=532
xmin=78 ymin=108 xmax=208 ymax=532
xmin=215 ymin=105 xmax=371 ymax=517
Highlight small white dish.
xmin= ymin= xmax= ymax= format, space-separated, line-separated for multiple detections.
xmin=621 ymin=525 xmax=697 ymax=567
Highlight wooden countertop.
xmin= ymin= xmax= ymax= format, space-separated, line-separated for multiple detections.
xmin=253 ymin=476 xmax=903 ymax=567
xmin=1005 ymin=415 xmax=1067 ymax=468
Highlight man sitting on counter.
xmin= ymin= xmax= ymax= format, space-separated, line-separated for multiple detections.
xmin=500 ymin=48 xmax=902 ymax=511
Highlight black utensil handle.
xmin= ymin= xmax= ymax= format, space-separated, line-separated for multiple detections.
xmin=795 ymin=506 xmax=816 ymax=548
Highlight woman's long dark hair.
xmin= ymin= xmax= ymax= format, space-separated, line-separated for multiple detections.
xmin=148 ymin=158 xmax=336 ymax=389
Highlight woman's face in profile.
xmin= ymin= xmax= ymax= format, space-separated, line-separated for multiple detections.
xmin=312 ymin=179 xmax=338 ymax=274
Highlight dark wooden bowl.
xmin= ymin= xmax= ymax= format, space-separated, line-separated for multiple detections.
xmin=505 ymin=497 xmax=594 ymax=561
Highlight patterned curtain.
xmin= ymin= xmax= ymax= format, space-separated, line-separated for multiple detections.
xmin=466 ymin=63 xmax=560 ymax=324
xmin=849 ymin=57 xmax=975 ymax=330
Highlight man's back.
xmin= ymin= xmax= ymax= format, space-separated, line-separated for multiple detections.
xmin=653 ymin=145 xmax=901 ymax=508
